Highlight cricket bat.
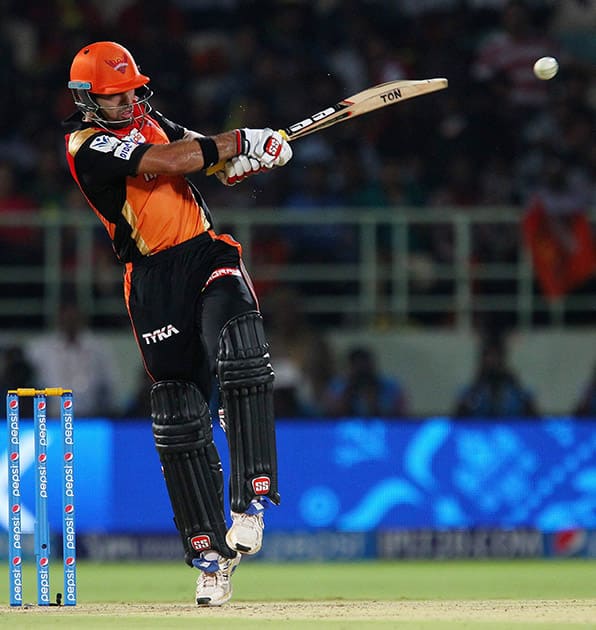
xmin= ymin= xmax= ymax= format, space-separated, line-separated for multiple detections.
xmin=206 ymin=77 xmax=448 ymax=175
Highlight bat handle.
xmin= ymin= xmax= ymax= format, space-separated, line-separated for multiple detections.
xmin=205 ymin=159 xmax=225 ymax=176
xmin=205 ymin=129 xmax=288 ymax=176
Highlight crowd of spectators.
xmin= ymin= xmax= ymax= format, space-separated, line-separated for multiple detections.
xmin=4 ymin=5 xmax=595 ymax=179
xmin=0 ymin=2 xmax=594 ymax=331
xmin=2 ymin=317 xmax=594 ymax=418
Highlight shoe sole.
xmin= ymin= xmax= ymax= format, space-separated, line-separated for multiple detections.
xmin=226 ymin=532 xmax=261 ymax=555
xmin=196 ymin=593 xmax=231 ymax=607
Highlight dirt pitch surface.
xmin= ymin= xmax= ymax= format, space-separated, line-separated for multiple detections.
xmin=5 ymin=599 xmax=596 ymax=623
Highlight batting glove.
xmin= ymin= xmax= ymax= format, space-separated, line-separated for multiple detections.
xmin=236 ymin=128 xmax=293 ymax=168
xmin=215 ymin=155 xmax=266 ymax=186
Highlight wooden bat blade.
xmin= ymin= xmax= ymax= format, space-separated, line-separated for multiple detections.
xmin=205 ymin=77 xmax=447 ymax=175
xmin=284 ymin=78 xmax=448 ymax=141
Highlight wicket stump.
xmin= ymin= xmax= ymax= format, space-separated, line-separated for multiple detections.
xmin=6 ymin=388 xmax=76 ymax=606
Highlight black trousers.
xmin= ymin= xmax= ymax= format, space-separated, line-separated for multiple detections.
xmin=125 ymin=232 xmax=258 ymax=402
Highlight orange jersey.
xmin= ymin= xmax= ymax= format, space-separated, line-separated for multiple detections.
xmin=63 ymin=110 xmax=213 ymax=262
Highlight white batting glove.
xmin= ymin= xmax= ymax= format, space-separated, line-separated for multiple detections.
xmin=215 ymin=155 xmax=265 ymax=186
xmin=236 ymin=128 xmax=293 ymax=168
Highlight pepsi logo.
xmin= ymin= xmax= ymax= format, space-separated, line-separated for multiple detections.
xmin=64 ymin=452 xmax=74 ymax=462
xmin=12 ymin=557 xmax=21 ymax=566
xmin=63 ymin=400 xmax=73 ymax=410
xmin=9 ymin=400 xmax=18 ymax=409
xmin=65 ymin=504 xmax=74 ymax=514
xmin=554 ymin=529 xmax=586 ymax=556
xmin=12 ymin=504 xmax=20 ymax=514
xmin=65 ymin=557 xmax=76 ymax=566
xmin=39 ymin=558 xmax=49 ymax=567
xmin=38 ymin=454 xmax=47 ymax=463
xmin=10 ymin=452 xmax=18 ymax=461
xmin=37 ymin=401 xmax=46 ymax=411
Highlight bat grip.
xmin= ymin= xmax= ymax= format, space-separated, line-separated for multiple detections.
xmin=205 ymin=129 xmax=288 ymax=176
xmin=205 ymin=159 xmax=225 ymax=176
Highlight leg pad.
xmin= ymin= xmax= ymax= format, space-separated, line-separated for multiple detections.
xmin=151 ymin=380 xmax=235 ymax=562
xmin=218 ymin=312 xmax=280 ymax=513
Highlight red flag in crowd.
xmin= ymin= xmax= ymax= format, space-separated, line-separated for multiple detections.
xmin=522 ymin=197 xmax=596 ymax=300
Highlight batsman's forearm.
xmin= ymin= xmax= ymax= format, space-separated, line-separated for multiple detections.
xmin=137 ymin=131 xmax=240 ymax=176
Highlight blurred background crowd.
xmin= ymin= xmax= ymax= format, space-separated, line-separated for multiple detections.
xmin=2 ymin=1 xmax=596 ymax=213
xmin=0 ymin=0 xmax=595 ymax=418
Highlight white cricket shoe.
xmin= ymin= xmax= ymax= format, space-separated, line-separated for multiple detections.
xmin=194 ymin=553 xmax=241 ymax=607
xmin=226 ymin=497 xmax=270 ymax=555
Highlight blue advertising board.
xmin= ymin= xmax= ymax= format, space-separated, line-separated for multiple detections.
xmin=2 ymin=417 xmax=596 ymax=535
xmin=271 ymin=417 xmax=596 ymax=532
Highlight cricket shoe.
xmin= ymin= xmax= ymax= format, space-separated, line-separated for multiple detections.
xmin=193 ymin=552 xmax=241 ymax=606
xmin=226 ymin=497 xmax=272 ymax=555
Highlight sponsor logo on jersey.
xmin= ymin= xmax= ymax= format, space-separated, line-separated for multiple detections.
xmin=141 ymin=324 xmax=180 ymax=345
xmin=114 ymin=142 xmax=136 ymax=160
xmin=123 ymin=128 xmax=146 ymax=144
xmin=203 ymin=267 xmax=242 ymax=290
xmin=90 ymin=135 xmax=120 ymax=153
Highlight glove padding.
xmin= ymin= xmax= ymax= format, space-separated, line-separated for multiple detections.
xmin=215 ymin=155 xmax=265 ymax=186
xmin=237 ymin=128 xmax=292 ymax=167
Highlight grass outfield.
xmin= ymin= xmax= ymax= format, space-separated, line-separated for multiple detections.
xmin=0 ymin=559 xmax=595 ymax=628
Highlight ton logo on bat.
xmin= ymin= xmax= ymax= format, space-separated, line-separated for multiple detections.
xmin=380 ymin=88 xmax=402 ymax=104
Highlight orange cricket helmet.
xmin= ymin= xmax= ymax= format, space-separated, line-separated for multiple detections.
xmin=68 ymin=42 xmax=152 ymax=127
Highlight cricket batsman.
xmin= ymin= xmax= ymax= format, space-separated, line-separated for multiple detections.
xmin=63 ymin=41 xmax=290 ymax=606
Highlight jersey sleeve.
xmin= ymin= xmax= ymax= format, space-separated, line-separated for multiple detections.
xmin=71 ymin=130 xmax=153 ymax=185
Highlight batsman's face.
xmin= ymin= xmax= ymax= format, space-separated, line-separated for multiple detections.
xmin=95 ymin=89 xmax=136 ymax=123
